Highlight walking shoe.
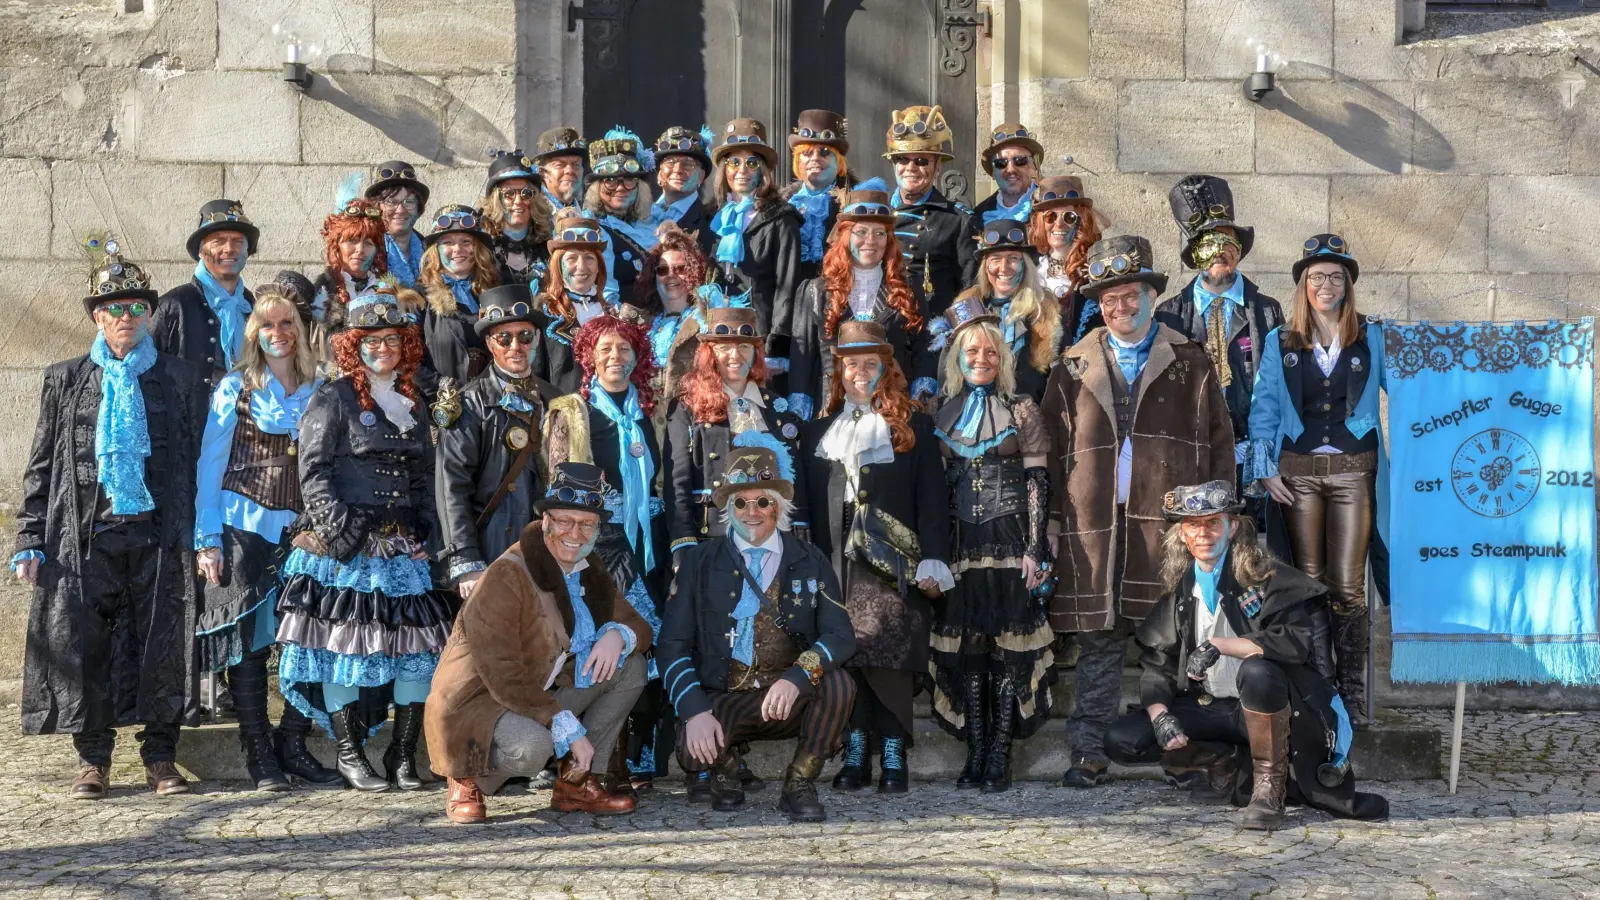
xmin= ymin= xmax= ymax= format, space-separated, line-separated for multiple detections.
xmin=145 ymin=761 xmax=190 ymax=796
xmin=71 ymin=765 xmax=108 ymax=800
xmin=551 ymin=762 xmax=635 ymax=815
xmin=1061 ymin=755 xmax=1110 ymax=788
xmin=274 ymin=708 xmax=344 ymax=788
xmin=446 ymin=777 xmax=486 ymax=824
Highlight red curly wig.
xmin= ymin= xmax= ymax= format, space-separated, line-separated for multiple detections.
xmin=539 ymin=247 xmax=609 ymax=324
xmin=319 ymin=200 xmax=390 ymax=314
xmin=677 ymin=339 xmax=770 ymax=425
xmin=821 ymin=220 xmax=922 ymax=340
xmin=821 ymin=349 xmax=916 ymax=452
xmin=573 ymin=314 xmax=660 ymax=416
xmin=330 ymin=323 xmax=425 ymax=413
xmin=634 ymin=225 xmax=708 ymax=315
xmin=1027 ymin=205 xmax=1101 ymax=293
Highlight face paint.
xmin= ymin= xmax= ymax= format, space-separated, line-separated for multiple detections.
xmin=958 ymin=356 xmax=974 ymax=378
xmin=258 ymin=330 xmax=293 ymax=358
xmin=359 ymin=346 xmax=383 ymax=368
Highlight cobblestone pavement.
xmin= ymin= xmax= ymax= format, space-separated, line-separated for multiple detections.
xmin=0 ymin=707 xmax=1596 ymax=900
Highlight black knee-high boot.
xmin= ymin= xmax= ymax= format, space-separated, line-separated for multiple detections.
xmin=956 ymin=673 xmax=988 ymax=789
xmin=330 ymin=706 xmax=388 ymax=792
xmin=383 ymin=704 xmax=427 ymax=791
xmin=1333 ymin=612 xmax=1371 ymax=727
xmin=227 ymin=648 xmax=290 ymax=792
xmin=981 ymin=676 xmax=1016 ymax=793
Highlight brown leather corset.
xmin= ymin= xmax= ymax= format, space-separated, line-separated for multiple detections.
xmin=221 ymin=389 xmax=303 ymax=512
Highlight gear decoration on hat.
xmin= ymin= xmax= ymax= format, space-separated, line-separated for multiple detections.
xmin=1162 ymin=479 xmax=1244 ymax=520
xmin=83 ymin=231 xmax=151 ymax=296
xmin=711 ymin=430 xmax=797 ymax=507
xmin=883 ymin=105 xmax=954 ymax=161
xmin=590 ymin=126 xmax=655 ymax=177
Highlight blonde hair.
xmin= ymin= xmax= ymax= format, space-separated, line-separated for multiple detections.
xmin=942 ymin=321 xmax=1018 ymax=399
xmin=417 ymin=238 xmax=500 ymax=315
xmin=966 ymin=253 xmax=1060 ymax=373
xmin=1158 ymin=515 xmax=1276 ymax=591
xmin=236 ymin=288 xmax=320 ymax=392
xmin=482 ymin=182 xmax=554 ymax=244
xmin=582 ymin=181 xmax=654 ymax=224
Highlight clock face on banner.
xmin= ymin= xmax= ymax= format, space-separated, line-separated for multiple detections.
xmin=1451 ymin=428 xmax=1540 ymax=518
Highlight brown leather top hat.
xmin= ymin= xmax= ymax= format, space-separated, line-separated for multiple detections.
xmin=712 ymin=443 xmax=795 ymax=507
xmin=1032 ymin=175 xmax=1093 ymax=213
xmin=713 ymin=118 xmax=779 ymax=169
xmin=981 ymin=122 xmax=1044 ymax=168
xmin=697 ymin=306 xmax=762 ymax=344
xmin=1079 ymin=234 xmax=1168 ymax=299
xmin=547 ymin=214 xmax=607 ymax=253
xmin=835 ymin=178 xmax=896 ymax=227
xmin=942 ymin=296 xmax=1001 ymax=338
xmin=832 ymin=320 xmax=891 ymax=356
xmin=789 ymin=109 xmax=848 ymax=154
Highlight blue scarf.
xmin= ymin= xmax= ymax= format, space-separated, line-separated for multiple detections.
xmin=90 ymin=333 xmax=158 ymax=515
xmin=589 ymin=381 xmax=656 ymax=573
xmin=982 ymin=187 xmax=1034 ymax=225
xmin=891 ymin=188 xmax=932 ymax=209
xmin=385 ymin=231 xmax=424 ymax=287
xmin=193 ymin=259 xmax=250 ymax=370
xmin=1110 ymin=327 xmax=1158 ymax=386
xmin=650 ymin=312 xmax=685 ymax=367
xmin=712 ymin=195 xmax=755 ymax=266
xmin=502 ymin=224 xmax=529 ymax=242
xmin=565 ymin=568 xmax=603 ymax=688
xmin=438 ymin=247 xmax=479 ymax=314
xmin=601 ymin=214 xmax=663 ymax=254
xmin=731 ymin=546 xmax=771 ymax=666
xmin=788 ymin=184 xmax=832 ymax=263
xmin=1194 ymin=546 xmax=1229 ymax=614
xmin=953 ymin=383 xmax=991 ymax=440
xmin=989 ymin=298 xmax=1025 ymax=356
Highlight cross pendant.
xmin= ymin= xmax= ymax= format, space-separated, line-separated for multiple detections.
xmin=726 ymin=625 xmax=740 ymax=647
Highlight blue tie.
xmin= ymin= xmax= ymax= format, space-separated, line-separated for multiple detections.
xmin=731 ymin=547 xmax=769 ymax=666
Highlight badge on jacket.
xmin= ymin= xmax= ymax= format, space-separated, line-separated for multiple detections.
xmin=1239 ymin=586 xmax=1264 ymax=619
xmin=431 ymin=376 xmax=463 ymax=429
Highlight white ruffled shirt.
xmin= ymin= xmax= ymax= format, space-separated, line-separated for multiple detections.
xmin=367 ymin=370 xmax=417 ymax=432
xmin=848 ymin=266 xmax=883 ymax=319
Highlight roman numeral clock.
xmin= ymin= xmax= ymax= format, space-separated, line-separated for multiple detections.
xmin=1451 ymin=428 xmax=1540 ymax=518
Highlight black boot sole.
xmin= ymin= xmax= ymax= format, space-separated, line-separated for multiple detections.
xmin=830 ymin=768 xmax=870 ymax=791
xmin=877 ymin=777 xmax=908 ymax=794
xmin=777 ymin=797 xmax=826 ymax=823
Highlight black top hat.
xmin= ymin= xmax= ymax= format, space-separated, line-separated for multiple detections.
xmin=81 ymin=233 xmax=158 ymax=319
xmin=365 ymin=160 xmax=430 ymax=210
xmin=1292 ymin=233 xmax=1360 ymax=284
xmin=1079 ymin=235 xmax=1169 ymax=299
xmin=1168 ymin=175 xmax=1255 ymax=269
xmin=975 ymin=218 xmax=1034 ymax=257
xmin=423 ymin=204 xmax=492 ymax=249
xmin=473 ymin=283 xmax=541 ymax=337
xmin=533 ymin=127 xmax=587 ymax=164
xmin=538 ymin=462 xmax=613 ymax=521
xmin=486 ymin=149 xmax=539 ymax=195
xmin=187 ymin=199 xmax=260 ymax=261
xmin=1162 ymin=479 xmax=1244 ymax=521
xmin=654 ymin=125 xmax=714 ymax=174
xmin=789 ymin=109 xmax=849 ymax=155
xmin=712 ymin=118 xmax=779 ymax=169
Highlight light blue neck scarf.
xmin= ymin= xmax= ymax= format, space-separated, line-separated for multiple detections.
xmin=983 ymin=185 xmax=1034 ymax=225
xmin=90 ymin=333 xmax=158 ymax=515
xmin=601 ymin=213 xmax=662 ymax=254
xmin=385 ymin=231 xmax=424 ymax=287
xmin=564 ymin=568 xmax=603 ymax=688
xmin=589 ymin=380 xmax=656 ymax=573
xmin=193 ymin=259 xmax=250 ymax=369
xmin=789 ymin=184 xmax=832 ymax=263
xmin=438 ymin=246 xmax=479 ymax=315
xmin=1194 ymin=545 xmax=1230 ymax=614
xmin=731 ymin=546 xmax=770 ymax=666
xmin=891 ymin=188 xmax=932 ymax=209
xmin=1109 ymin=327 xmax=1157 ymax=386
xmin=953 ymin=383 xmax=991 ymax=440
xmin=712 ymin=195 xmax=755 ymax=265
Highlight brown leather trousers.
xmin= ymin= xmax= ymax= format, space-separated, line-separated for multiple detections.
xmin=1278 ymin=451 xmax=1376 ymax=617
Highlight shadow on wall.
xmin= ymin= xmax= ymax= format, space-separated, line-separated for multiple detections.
xmin=312 ymin=54 xmax=508 ymax=164
xmin=1261 ymin=64 xmax=1454 ymax=174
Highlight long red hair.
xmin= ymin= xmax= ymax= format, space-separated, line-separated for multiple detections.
xmin=573 ymin=315 xmax=659 ymax=415
xmin=677 ymin=340 xmax=770 ymax=425
xmin=820 ymin=221 xmax=922 ymax=340
xmin=539 ymin=247 xmax=609 ymax=324
xmin=821 ymin=350 xmax=915 ymax=452
xmin=330 ymin=325 xmax=425 ymax=413
xmin=1027 ymin=205 xmax=1101 ymax=292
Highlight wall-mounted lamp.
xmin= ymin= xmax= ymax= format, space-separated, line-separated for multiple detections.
xmin=1244 ymin=42 xmax=1279 ymax=102
xmin=273 ymin=25 xmax=314 ymax=91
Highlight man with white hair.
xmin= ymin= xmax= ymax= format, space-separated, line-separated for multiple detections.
xmin=658 ymin=432 xmax=856 ymax=823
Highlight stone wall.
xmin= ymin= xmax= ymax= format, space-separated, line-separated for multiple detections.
xmin=0 ymin=0 xmax=579 ymax=509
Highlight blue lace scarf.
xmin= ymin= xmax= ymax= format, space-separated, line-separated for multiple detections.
xmin=385 ymin=231 xmax=424 ymax=287
xmin=711 ymin=195 xmax=755 ymax=265
xmin=788 ymin=184 xmax=832 ymax=263
xmin=649 ymin=312 xmax=685 ymax=367
xmin=193 ymin=259 xmax=250 ymax=370
xmin=90 ymin=333 xmax=158 ymax=514
xmin=982 ymin=188 xmax=1033 ymax=225
xmin=589 ymin=382 xmax=656 ymax=573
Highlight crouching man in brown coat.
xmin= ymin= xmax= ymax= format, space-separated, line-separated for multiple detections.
xmin=424 ymin=462 xmax=654 ymax=824
xmin=1041 ymin=235 xmax=1235 ymax=789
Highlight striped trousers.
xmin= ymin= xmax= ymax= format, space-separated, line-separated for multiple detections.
xmin=677 ymin=668 xmax=857 ymax=771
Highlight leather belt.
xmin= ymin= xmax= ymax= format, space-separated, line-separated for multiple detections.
xmin=1278 ymin=449 xmax=1377 ymax=478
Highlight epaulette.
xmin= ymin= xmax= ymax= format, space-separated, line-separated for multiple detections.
xmin=954 ymin=201 xmax=972 ymax=214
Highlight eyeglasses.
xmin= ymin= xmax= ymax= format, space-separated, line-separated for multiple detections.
xmin=892 ymin=120 xmax=930 ymax=136
xmin=546 ymin=513 xmax=598 ymax=535
xmin=499 ymin=187 xmax=536 ymax=201
xmin=724 ymin=157 xmax=761 ymax=170
xmin=600 ymin=176 xmax=639 ymax=189
xmin=710 ymin=322 xmax=757 ymax=338
xmin=892 ymin=156 xmax=934 ymax=168
xmin=733 ymin=496 xmax=773 ymax=511
xmin=1087 ymin=254 xmax=1137 ymax=279
xmin=993 ymin=155 xmax=1033 ymax=170
xmin=359 ymin=334 xmax=404 ymax=350
xmin=99 ymin=301 xmax=149 ymax=319
xmin=655 ymin=262 xmax=690 ymax=277
xmin=379 ymin=196 xmax=420 ymax=212
xmin=1043 ymin=209 xmax=1080 ymax=226
xmin=1306 ymin=272 xmax=1348 ymax=288
xmin=491 ymin=329 xmax=537 ymax=347
xmin=983 ymin=227 xmax=1027 ymax=245
xmin=379 ymin=166 xmax=417 ymax=180
xmin=434 ymin=210 xmax=479 ymax=230
xmin=484 ymin=302 xmax=533 ymax=320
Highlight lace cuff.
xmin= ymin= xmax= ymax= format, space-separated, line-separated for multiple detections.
xmin=195 ymin=533 xmax=223 ymax=552
xmin=1241 ymin=436 xmax=1279 ymax=494
xmin=649 ymin=496 xmax=665 ymax=518
xmin=911 ymin=377 xmax=938 ymax=400
xmin=10 ymin=550 xmax=43 ymax=569
xmin=551 ymin=710 xmax=587 ymax=758
xmin=448 ymin=559 xmax=488 ymax=583
xmin=915 ymin=558 xmax=955 ymax=592
xmin=786 ymin=392 xmax=814 ymax=421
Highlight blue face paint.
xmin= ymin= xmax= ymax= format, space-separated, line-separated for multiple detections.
xmin=681 ymin=169 xmax=703 ymax=192
xmin=359 ymin=345 xmax=384 ymax=369
xmin=806 ymin=153 xmax=839 ymax=188
xmin=258 ymin=329 xmax=294 ymax=358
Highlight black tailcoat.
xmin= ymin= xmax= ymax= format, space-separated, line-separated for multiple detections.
xmin=530 ymin=306 xmax=584 ymax=397
xmin=151 ymin=279 xmax=257 ymax=387
xmin=1155 ymin=276 xmax=1284 ymax=441
xmin=712 ymin=200 xmax=803 ymax=357
xmin=893 ymin=188 xmax=976 ymax=319
xmin=788 ymin=277 xmax=937 ymax=407
xmin=662 ymin=394 xmax=809 ymax=549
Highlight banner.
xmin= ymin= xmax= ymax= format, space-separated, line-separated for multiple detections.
xmin=1384 ymin=319 xmax=1600 ymax=684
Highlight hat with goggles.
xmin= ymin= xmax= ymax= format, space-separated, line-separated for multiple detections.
xmin=1292 ymin=233 xmax=1360 ymax=285
xmin=836 ymin=177 xmax=895 ymax=227
xmin=980 ymin=122 xmax=1044 ymax=170
xmin=365 ymin=159 xmax=430 ymax=210
xmin=697 ymin=306 xmax=762 ymax=345
xmin=1162 ymin=479 xmax=1244 ymax=521
xmin=653 ymin=125 xmax=715 ymax=175
xmin=81 ymin=231 xmax=158 ymax=318
xmin=485 ymin=148 xmax=539 ymax=195
xmin=1168 ymin=174 xmax=1255 ymax=269
xmin=713 ymin=431 xmax=795 ymax=508
xmin=345 ymin=285 xmax=415 ymax=331
xmin=788 ymin=109 xmax=848 ymax=154
xmin=713 ymin=118 xmax=779 ymax=169
xmin=538 ymin=462 xmax=613 ymax=522
xmin=975 ymin=218 xmax=1034 ymax=257
xmin=589 ymin=127 xmax=655 ymax=179
xmin=423 ymin=204 xmax=492 ymax=249
xmin=1079 ymin=234 xmax=1168 ymax=299
xmin=532 ymin=127 xmax=587 ymax=165
xmin=883 ymin=105 xmax=954 ymax=161
xmin=473 ymin=283 xmax=543 ymax=337
xmin=546 ymin=214 xmax=608 ymax=253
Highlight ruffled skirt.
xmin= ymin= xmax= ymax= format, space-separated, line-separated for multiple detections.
xmin=195 ymin=526 xmax=284 ymax=673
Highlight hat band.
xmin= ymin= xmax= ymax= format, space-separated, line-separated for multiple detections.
xmin=842 ymin=202 xmax=893 ymax=217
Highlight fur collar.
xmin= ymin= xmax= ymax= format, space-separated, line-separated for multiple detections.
xmin=518 ymin=521 xmax=611 ymax=637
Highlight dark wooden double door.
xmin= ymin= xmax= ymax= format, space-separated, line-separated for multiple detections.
xmin=578 ymin=0 xmax=980 ymax=203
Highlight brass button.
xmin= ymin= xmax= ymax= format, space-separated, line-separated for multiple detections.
xmin=709 ymin=452 xmax=719 ymax=461
xmin=859 ymin=465 xmax=869 ymax=475
xmin=856 ymin=490 xmax=868 ymax=501
xmin=1323 ymin=379 xmax=1331 ymax=387
xmin=712 ymin=479 xmax=721 ymax=487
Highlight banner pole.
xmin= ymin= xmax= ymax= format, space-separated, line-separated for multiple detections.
xmin=1448 ymin=680 xmax=1466 ymax=793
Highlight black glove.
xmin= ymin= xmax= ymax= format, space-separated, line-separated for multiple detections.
xmin=1187 ymin=641 xmax=1222 ymax=681
xmin=1152 ymin=711 xmax=1186 ymax=748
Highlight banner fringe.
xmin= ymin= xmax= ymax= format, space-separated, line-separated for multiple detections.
xmin=1391 ymin=639 xmax=1600 ymax=685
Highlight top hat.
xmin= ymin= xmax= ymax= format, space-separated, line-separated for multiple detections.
xmin=486 ymin=149 xmax=539 ymax=194
xmin=263 ymin=269 xmax=317 ymax=327
xmin=1079 ymin=235 xmax=1168 ymax=299
xmin=81 ymin=233 xmax=158 ymax=319
xmin=1162 ymin=479 xmax=1244 ymax=521
xmin=942 ymin=296 xmax=1001 ymax=338
xmin=836 ymin=177 xmax=895 ymax=227
xmin=1168 ymin=175 xmax=1255 ymax=269
xmin=981 ymin=122 xmax=1044 ymax=168
xmin=589 ymin=127 xmax=654 ymax=179
xmin=975 ymin=218 xmax=1034 ymax=257
xmin=365 ymin=160 xmax=430 ymax=210
xmin=1032 ymin=176 xmax=1094 ymax=214
xmin=424 ymin=204 xmax=492 ymax=248
xmin=712 ymin=433 xmax=796 ymax=507
xmin=653 ymin=125 xmax=714 ymax=175
xmin=712 ymin=118 xmax=779 ymax=169
xmin=789 ymin=109 xmax=849 ymax=154
xmin=474 ymin=283 xmax=541 ymax=337
xmin=832 ymin=319 xmax=892 ymax=356
xmin=883 ymin=105 xmax=954 ymax=161
xmin=345 ymin=285 xmax=413 ymax=331
xmin=1292 ymin=233 xmax=1360 ymax=284
xmin=697 ymin=306 xmax=762 ymax=344
xmin=546 ymin=214 xmax=607 ymax=254
xmin=187 ymin=199 xmax=260 ymax=261
xmin=538 ymin=461 xmax=613 ymax=521
xmin=533 ymin=127 xmax=587 ymax=164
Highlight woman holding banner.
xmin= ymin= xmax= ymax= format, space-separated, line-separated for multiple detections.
xmin=1244 ymin=234 xmax=1383 ymax=726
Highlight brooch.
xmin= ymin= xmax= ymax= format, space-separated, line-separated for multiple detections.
xmin=628 ymin=441 xmax=645 ymax=458
xmin=773 ymin=397 xmax=789 ymax=413
xmin=1283 ymin=351 xmax=1299 ymax=368
xmin=431 ymin=377 xmax=463 ymax=429
xmin=1351 ymin=356 xmax=1363 ymax=371
xmin=359 ymin=411 xmax=378 ymax=427
xmin=781 ymin=423 xmax=798 ymax=439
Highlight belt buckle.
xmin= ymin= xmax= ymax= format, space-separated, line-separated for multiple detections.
xmin=1312 ymin=454 xmax=1332 ymax=477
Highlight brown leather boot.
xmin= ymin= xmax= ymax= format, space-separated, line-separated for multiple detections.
xmin=72 ymin=765 xmax=109 ymax=800
xmin=1160 ymin=742 xmax=1207 ymax=790
xmin=145 ymin=761 xmax=190 ymax=796
xmin=551 ymin=761 xmax=636 ymax=815
xmin=446 ymin=777 xmax=487 ymax=824
xmin=1185 ymin=741 xmax=1247 ymax=806
xmin=1240 ymin=706 xmax=1291 ymax=830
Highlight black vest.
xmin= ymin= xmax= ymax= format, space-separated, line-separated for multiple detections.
xmin=1284 ymin=339 xmax=1377 ymax=455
